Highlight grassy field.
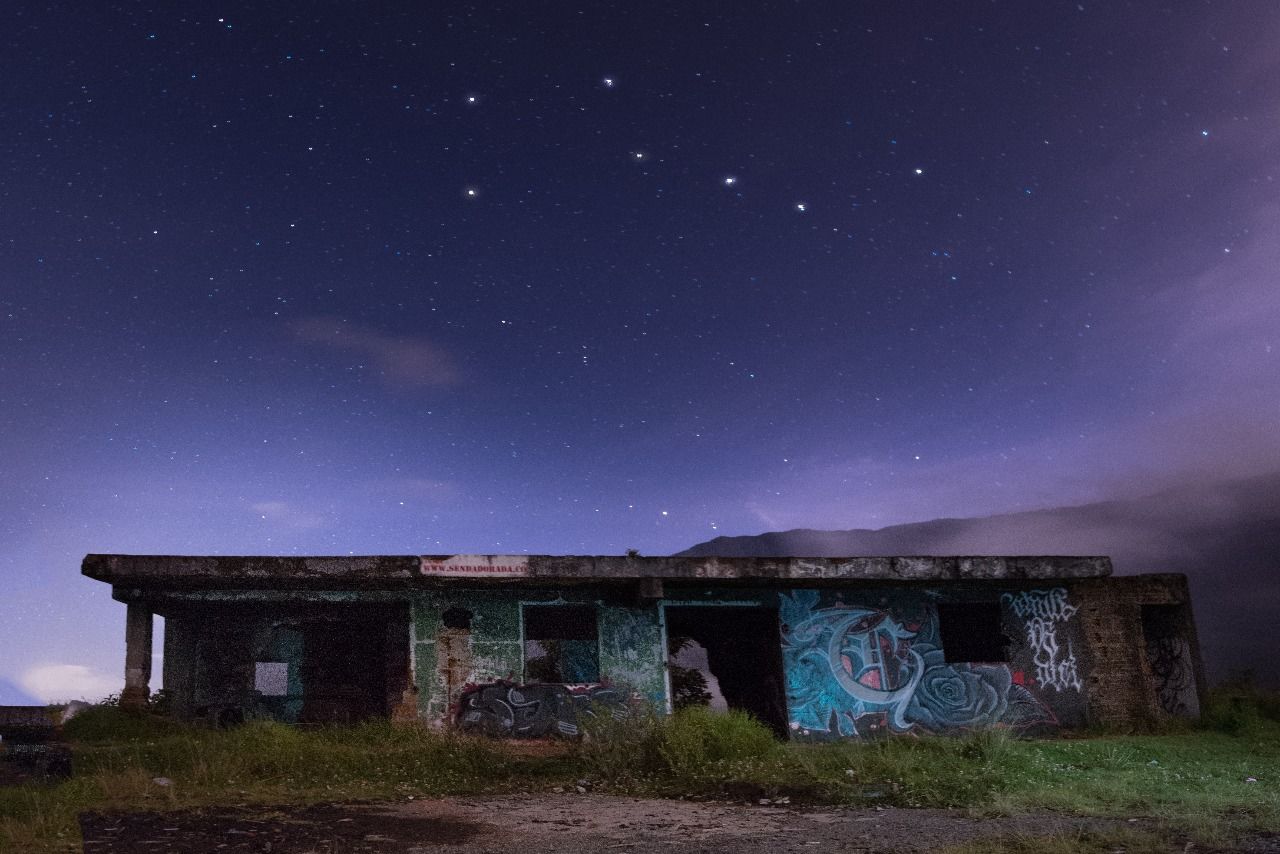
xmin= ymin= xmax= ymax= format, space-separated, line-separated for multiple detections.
xmin=2 ymin=686 xmax=1277 ymax=853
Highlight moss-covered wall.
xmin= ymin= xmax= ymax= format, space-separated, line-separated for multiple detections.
xmin=412 ymin=593 xmax=525 ymax=723
xmin=411 ymin=589 xmax=666 ymax=725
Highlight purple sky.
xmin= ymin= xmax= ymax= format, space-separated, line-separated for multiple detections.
xmin=2 ymin=2 xmax=1278 ymax=702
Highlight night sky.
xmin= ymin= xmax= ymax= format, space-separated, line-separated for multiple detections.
xmin=3 ymin=2 xmax=1278 ymax=702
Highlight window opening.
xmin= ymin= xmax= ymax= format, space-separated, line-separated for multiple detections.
xmin=523 ymin=604 xmax=599 ymax=683
xmin=937 ymin=603 xmax=1009 ymax=663
xmin=254 ymin=662 xmax=289 ymax=696
xmin=441 ymin=607 xmax=473 ymax=630
xmin=1141 ymin=604 xmax=1200 ymax=717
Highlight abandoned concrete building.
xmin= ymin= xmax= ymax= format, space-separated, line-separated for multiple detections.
xmin=82 ymin=554 xmax=1205 ymax=739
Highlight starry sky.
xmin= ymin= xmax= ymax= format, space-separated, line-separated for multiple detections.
xmin=3 ymin=2 xmax=1279 ymax=702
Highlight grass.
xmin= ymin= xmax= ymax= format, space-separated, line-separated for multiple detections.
xmin=935 ymin=827 xmax=1178 ymax=854
xmin=1 ymin=710 xmax=534 ymax=852
xmin=2 ymin=688 xmax=1277 ymax=853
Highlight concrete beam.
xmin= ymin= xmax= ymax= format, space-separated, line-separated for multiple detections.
xmin=83 ymin=553 xmax=1114 ymax=587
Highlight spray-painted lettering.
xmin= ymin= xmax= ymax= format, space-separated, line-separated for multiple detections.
xmin=1002 ymin=589 xmax=1082 ymax=692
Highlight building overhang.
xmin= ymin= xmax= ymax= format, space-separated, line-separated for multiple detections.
xmin=83 ymin=552 xmax=1113 ymax=593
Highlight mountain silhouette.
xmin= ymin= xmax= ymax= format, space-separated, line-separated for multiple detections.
xmin=679 ymin=472 xmax=1280 ymax=685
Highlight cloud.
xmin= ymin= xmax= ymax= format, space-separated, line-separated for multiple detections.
xmin=291 ymin=317 xmax=460 ymax=389
xmin=20 ymin=664 xmax=120 ymax=704
xmin=251 ymin=500 xmax=327 ymax=529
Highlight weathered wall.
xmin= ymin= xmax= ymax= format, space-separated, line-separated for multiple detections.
xmin=1071 ymin=574 xmax=1202 ymax=728
xmin=411 ymin=588 xmax=667 ymax=725
xmin=426 ymin=583 xmax=1099 ymax=737
xmin=139 ymin=573 xmax=1199 ymax=735
xmin=597 ymin=605 xmax=666 ymax=702
xmin=412 ymin=594 xmax=523 ymax=723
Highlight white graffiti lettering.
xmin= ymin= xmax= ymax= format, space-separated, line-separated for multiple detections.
xmin=1002 ymin=589 xmax=1082 ymax=692
xmin=1002 ymin=588 xmax=1078 ymax=623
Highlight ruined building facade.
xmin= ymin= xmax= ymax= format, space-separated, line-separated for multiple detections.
xmin=82 ymin=554 xmax=1204 ymax=738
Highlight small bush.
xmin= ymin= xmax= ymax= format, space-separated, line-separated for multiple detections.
xmin=576 ymin=706 xmax=782 ymax=790
xmin=1200 ymin=675 xmax=1280 ymax=735
xmin=577 ymin=703 xmax=663 ymax=784
xmin=61 ymin=705 xmax=184 ymax=743
xmin=654 ymin=707 xmax=778 ymax=778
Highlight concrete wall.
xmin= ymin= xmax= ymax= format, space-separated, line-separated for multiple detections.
xmin=410 ymin=583 xmax=1098 ymax=736
xmin=1072 ymin=575 xmax=1203 ymax=728
xmin=138 ymin=573 xmax=1199 ymax=736
xmin=429 ymin=578 xmax=1197 ymax=737
xmin=410 ymin=588 xmax=666 ymax=724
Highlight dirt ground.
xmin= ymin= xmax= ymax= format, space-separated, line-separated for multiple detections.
xmin=76 ymin=792 xmax=1280 ymax=853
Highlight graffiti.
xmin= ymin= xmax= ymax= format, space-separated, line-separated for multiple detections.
xmin=1147 ymin=636 xmax=1199 ymax=717
xmin=781 ymin=591 xmax=923 ymax=736
xmin=1002 ymin=589 xmax=1078 ymax=623
xmin=456 ymin=682 xmax=629 ymax=738
xmin=780 ymin=590 xmax=1058 ymax=738
xmin=908 ymin=648 xmax=1014 ymax=730
xmin=1001 ymin=589 xmax=1082 ymax=693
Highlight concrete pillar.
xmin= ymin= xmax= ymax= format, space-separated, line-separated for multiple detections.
xmin=390 ymin=612 xmax=419 ymax=724
xmin=121 ymin=602 xmax=153 ymax=710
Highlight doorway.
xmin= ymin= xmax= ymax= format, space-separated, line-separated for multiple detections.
xmin=299 ymin=617 xmax=389 ymax=723
xmin=294 ymin=604 xmax=411 ymax=724
xmin=663 ymin=606 xmax=789 ymax=738
xmin=1140 ymin=604 xmax=1200 ymax=718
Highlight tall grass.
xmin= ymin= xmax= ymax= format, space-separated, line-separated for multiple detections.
xmin=578 ymin=706 xmax=1015 ymax=806
xmin=577 ymin=699 xmax=1279 ymax=841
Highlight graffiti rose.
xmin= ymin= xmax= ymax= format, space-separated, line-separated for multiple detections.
xmin=905 ymin=648 xmax=1011 ymax=731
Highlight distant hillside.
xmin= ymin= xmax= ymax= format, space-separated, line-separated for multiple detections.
xmin=679 ymin=472 xmax=1280 ymax=685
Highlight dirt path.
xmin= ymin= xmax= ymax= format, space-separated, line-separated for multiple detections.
xmin=78 ymin=793 xmax=1277 ymax=853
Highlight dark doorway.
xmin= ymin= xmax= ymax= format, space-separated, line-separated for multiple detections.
xmin=1141 ymin=604 xmax=1201 ymax=718
xmin=297 ymin=607 xmax=410 ymax=724
xmin=664 ymin=606 xmax=789 ymax=738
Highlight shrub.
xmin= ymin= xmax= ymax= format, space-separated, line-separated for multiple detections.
xmin=1200 ymin=674 xmax=1280 ymax=736
xmin=576 ymin=705 xmax=780 ymax=786
xmin=61 ymin=704 xmax=184 ymax=743
xmin=654 ymin=707 xmax=779 ymax=778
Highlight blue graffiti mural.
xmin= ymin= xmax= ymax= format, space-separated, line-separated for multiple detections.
xmin=780 ymin=590 xmax=1066 ymax=738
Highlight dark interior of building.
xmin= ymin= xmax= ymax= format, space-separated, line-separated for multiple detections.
xmin=664 ymin=606 xmax=790 ymax=738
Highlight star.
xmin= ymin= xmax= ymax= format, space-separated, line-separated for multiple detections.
xmin=464 ymin=187 xmax=479 ymax=198
xmin=723 ymin=175 xmax=737 ymax=186
xmin=914 ymin=168 xmax=924 ymax=175
xmin=794 ymin=202 xmax=806 ymax=212
xmin=602 ymin=77 xmax=616 ymax=88
xmin=631 ymin=150 xmax=648 ymax=161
